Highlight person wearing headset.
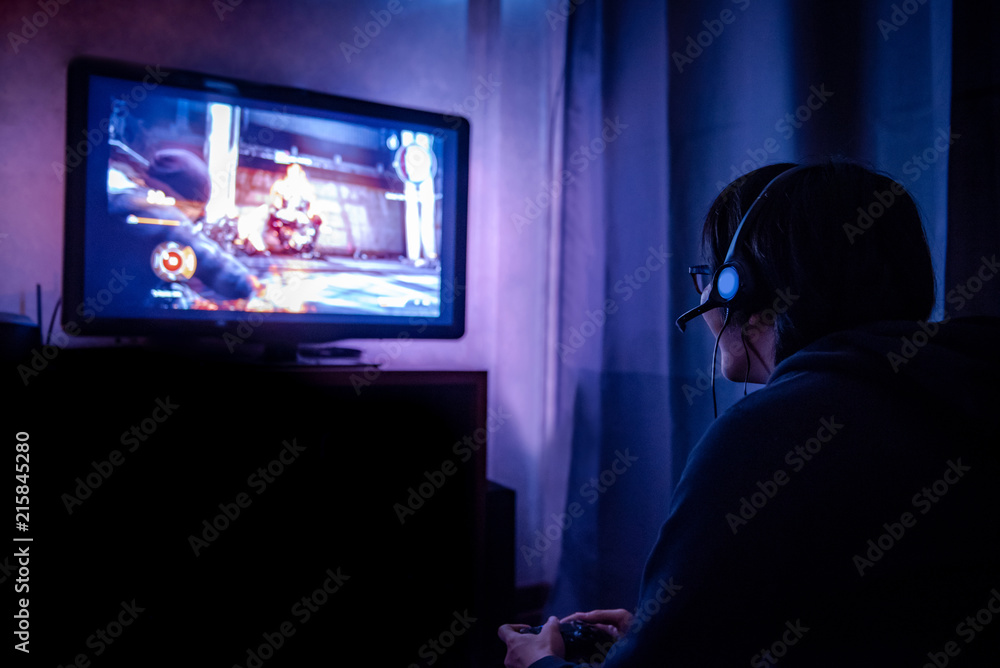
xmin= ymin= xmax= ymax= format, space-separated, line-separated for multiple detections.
xmin=499 ymin=159 xmax=1000 ymax=667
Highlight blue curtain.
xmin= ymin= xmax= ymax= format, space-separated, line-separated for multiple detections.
xmin=546 ymin=0 xmax=672 ymax=615
xmin=947 ymin=0 xmax=1000 ymax=316
xmin=546 ymin=0 xmax=954 ymax=618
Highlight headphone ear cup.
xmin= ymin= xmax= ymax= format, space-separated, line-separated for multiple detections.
xmin=714 ymin=263 xmax=741 ymax=302
xmin=713 ymin=260 xmax=757 ymax=312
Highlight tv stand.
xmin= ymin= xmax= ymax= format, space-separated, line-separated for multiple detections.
xmin=13 ymin=344 xmax=491 ymax=666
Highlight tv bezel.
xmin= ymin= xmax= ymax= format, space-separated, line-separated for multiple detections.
xmin=62 ymin=56 xmax=469 ymax=348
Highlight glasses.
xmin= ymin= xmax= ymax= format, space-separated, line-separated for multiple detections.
xmin=689 ymin=265 xmax=713 ymax=294
xmin=675 ymin=264 xmax=718 ymax=332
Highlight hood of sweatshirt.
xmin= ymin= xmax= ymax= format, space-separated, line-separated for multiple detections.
xmin=767 ymin=316 xmax=1000 ymax=426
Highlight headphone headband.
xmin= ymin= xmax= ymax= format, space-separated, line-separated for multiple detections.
xmin=675 ymin=163 xmax=804 ymax=332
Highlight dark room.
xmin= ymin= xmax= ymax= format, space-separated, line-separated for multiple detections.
xmin=2 ymin=1 xmax=999 ymax=666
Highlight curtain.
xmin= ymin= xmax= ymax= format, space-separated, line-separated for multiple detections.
xmin=947 ymin=0 xmax=1000 ymax=316
xmin=547 ymin=0 xmax=672 ymax=614
xmin=544 ymin=0 xmax=955 ymax=618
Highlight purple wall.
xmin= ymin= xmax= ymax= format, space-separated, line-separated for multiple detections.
xmin=0 ymin=0 xmax=467 ymax=321
xmin=0 ymin=0 xmax=575 ymax=589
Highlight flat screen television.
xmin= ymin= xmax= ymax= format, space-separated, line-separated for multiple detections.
xmin=62 ymin=57 xmax=468 ymax=360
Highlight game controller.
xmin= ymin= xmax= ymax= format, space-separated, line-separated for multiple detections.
xmin=518 ymin=620 xmax=615 ymax=664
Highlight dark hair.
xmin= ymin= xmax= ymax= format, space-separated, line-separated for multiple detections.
xmin=701 ymin=159 xmax=936 ymax=364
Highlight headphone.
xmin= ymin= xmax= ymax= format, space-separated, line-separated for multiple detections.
xmin=674 ymin=163 xmax=805 ymax=332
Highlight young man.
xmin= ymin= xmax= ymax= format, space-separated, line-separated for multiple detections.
xmin=499 ymin=161 xmax=1000 ymax=666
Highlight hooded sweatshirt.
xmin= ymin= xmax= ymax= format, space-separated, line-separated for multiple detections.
xmin=531 ymin=316 xmax=1000 ymax=667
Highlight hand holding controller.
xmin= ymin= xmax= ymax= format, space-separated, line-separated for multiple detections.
xmin=518 ymin=620 xmax=615 ymax=664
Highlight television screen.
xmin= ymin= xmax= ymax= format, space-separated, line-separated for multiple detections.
xmin=62 ymin=57 xmax=468 ymax=355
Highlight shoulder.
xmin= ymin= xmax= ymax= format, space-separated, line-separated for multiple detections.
xmin=683 ymin=366 xmax=847 ymax=477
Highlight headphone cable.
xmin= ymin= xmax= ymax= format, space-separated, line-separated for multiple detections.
xmin=711 ymin=308 xmax=732 ymax=419
xmin=741 ymin=326 xmax=751 ymax=396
